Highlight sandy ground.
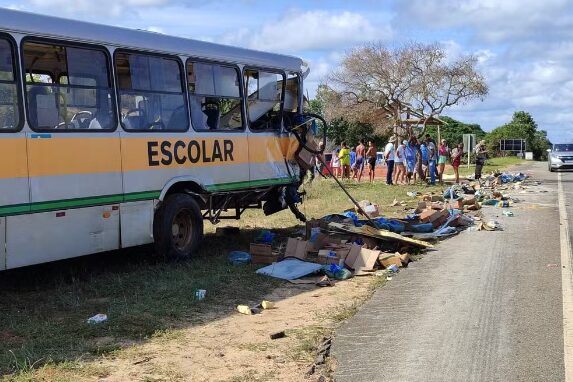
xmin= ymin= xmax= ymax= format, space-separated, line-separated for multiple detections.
xmin=80 ymin=274 xmax=379 ymax=382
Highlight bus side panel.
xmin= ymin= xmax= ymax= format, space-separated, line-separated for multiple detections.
xmin=119 ymin=200 xmax=155 ymax=248
xmin=26 ymin=133 xmax=123 ymax=203
xmin=120 ymin=133 xmax=250 ymax=193
xmin=248 ymin=134 xmax=295 ymax=182
xmin=0 ymin=217 xmax=5 ymax=271
xmin=0 ymin=135 xmax=30 ymax=209
xmin=5 ymin=205 xmax=119 ymax=269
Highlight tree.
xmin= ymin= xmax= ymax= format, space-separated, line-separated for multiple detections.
xmin=485 ymin=111 xmax=551 ymax=160
xmin=325 ymin=42 xmax=488 ymax=179
xmin=425 ymin=116 xmax=486 ymax=145
xmin=326 ymin=42 xmax=488 ymax=138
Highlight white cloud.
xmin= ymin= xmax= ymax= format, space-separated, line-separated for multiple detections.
xmin=19 ymin=0 xmax=186 ymax=17
xmin=395 ymin=0 xmax=572 ymax=43
xmin=219 ymin=10 xmax=393 ymax=53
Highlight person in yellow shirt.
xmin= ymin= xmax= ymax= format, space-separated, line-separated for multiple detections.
xmin=338 ymin=141 xmax=351 ymax=179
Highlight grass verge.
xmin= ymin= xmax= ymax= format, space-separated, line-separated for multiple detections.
xmin=0 ymin=178 xmax=445 ymax=379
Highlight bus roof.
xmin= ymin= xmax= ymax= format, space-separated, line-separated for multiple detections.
xmin=0 ymin=8 xmax=305 ymax=73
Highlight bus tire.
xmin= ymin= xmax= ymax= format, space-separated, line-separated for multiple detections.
xmin=154 ymin=194 xmax=204 ymax=259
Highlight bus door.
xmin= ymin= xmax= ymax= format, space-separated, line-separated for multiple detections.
xmin=0 ymin=35 xmax=26 ymax=270
xmin=11 ymin=40 xmax=122 ymax=268
xmin=244 ymin=69 xmax=293 ymax=185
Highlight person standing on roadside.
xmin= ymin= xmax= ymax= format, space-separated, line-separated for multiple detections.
xmin=338 ymin=142 xmax=351 ymax=179
xmin=331 ymin=147 xmax=341 ymax=178
xmin=437 ymin=139 xmax=450 ymax=184
xmin=384 ymin=136 xmax=396 ymax=185
xmin=349 ymin=147 xmax=356 ymax=178
xmin=474 ymin=140 xmax=488 ymax=181
xmin=420 ymin=139 xmax=429 ymax=178
xmin=405 ymin=138 xmax=417 ymax=184
xmin=366 ymin=140 xmax=377 ymax=183
xmin=394 ymin=140 xmax=407 ymax=185
xmin=353 ymin=140 xmax=366 ymax=182
xmin=451 ymin=143 xmax=463 ymax=184
xmin=426 ymin=134 xmax=437 ymax=185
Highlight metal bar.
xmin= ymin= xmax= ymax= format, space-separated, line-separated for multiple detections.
xmin=316 ymin=155 xmax=375 ymax=225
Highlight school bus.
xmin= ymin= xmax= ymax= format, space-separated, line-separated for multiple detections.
xmin=0 ymin=8 xmax=324 ymax=270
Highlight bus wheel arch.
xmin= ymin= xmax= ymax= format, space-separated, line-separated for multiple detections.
xmin=153 ymin=193 xmax=204 ymax=259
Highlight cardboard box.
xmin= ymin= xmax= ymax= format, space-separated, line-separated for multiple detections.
xmin=320 ymin=244 xmax=352 ymax=260
xmin=431 ymin=202 xmax=445 ymax=210
xmin=249 ymin=243 xmax=277 ymax=264
xmin=378 ymin=253 xmax=403 ymax=268
xmin=308 ymin=232 xmax=328 ymax=252
xmin=432 ymin=214 xmax=449 ymax=228
xmin=463 ymin=196 xmax=476 ymax=206
xmin=305 ymin=219 xmax=323 ymax=240
xmin=363 ymin=204 xmax=379 ymax=218
xmin=419 ymin=208 xmax=449 ymax=224
xmin=415 ymin=201 xmax=427 ymax=214
xmin=317 ymin=249 xmax=342 ymax=265
xmin=284 ymin=238 xmax=311 ymax=260
xmin=344 ymin=246 xmax=380 ymax=273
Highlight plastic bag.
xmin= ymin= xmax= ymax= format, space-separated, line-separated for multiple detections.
xmin=228 ymin=251 xmax=251 ymax=265
xmin=322 ymin=264 xmax=352 ymax=280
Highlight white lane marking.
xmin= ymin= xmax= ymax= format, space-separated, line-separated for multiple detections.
xmin=559 ymin=171 xmax=573 ymax=380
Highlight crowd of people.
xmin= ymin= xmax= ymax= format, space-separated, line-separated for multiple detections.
xmin=321 ymin=135 xmax=488 ymax=185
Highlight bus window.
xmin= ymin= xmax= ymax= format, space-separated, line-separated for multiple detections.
xmin=188 ymin=61 xmax=243 ymax=131
xmin=116 ymin=52 xmax=188 ymax=132
xmin=244 ymin=69 xmax=284 ymax=131
xmin=0 ymin=37 xmax=21 ymax=131
xmin=284 ymin=73 xmax=300 ymax=113
xmin=22 ymin=41 xmax=115 ymax=130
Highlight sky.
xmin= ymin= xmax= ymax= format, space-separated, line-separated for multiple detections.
xmin=3 ymin=0 xmax=573 ymax=142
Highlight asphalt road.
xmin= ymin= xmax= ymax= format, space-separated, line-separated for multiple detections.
xmin=332 ymin=161 xmax=570 ymax=382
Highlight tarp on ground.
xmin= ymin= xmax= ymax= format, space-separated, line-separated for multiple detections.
xmin=256 ymin=258 xmax=323 ymax=280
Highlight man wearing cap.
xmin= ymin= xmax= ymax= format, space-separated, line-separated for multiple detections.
xmin=384 ymin=136 xmax=396 ymax=185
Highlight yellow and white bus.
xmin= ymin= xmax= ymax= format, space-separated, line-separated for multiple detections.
xmin=0 ymin=8 xmax=324 ymax=270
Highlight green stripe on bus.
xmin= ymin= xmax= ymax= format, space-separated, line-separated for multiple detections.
xmin=0 ymin=191 xmax=161 ymax=217
xmin=0 ymin=178 xmax=296 ymax=216
xmin=205 ymin=177 xmax=296 ymax=192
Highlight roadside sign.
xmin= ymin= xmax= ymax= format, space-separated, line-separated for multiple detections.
xmin=462 ymin=134 xmax=476 ymax=153
xmin=499 ymin=139 xmax=526 ymax=153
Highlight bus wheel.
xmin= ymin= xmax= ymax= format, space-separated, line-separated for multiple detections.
xmin=154 ymin=194 xmax=204 ymax=259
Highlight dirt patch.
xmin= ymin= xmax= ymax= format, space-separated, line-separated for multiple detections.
xmin=73 ymin=275 xmax=381 ymax=382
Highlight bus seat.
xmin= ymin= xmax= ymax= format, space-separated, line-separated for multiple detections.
xmin=34 ymin=92 xmax=60 ymax=128
xmin=167 ymin=106 xmax=187 ymax=130
xmin=123 ymin=115 xmax=143 ymax=130
xmin=203 ymin=104 xmax=220 ymax=130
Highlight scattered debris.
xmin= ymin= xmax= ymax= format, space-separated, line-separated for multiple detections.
xmin=270 ymin=331 xmax=286 ymax=340
xmin=87 ymin=313 xmax=108 ymax=324
xmin=228 ymin=251 xmax=251 ymax=266
xmin=194 ymin=289 xmax=207 ymax=301
xmin=502 ymin=210 xmax=514 ymax=217
xmin=256 ymin=259 xmax=323 ymax=280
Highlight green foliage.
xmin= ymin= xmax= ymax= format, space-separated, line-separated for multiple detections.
xmin=325 ymin=118 xmax=392 ymax=148
xmin=425 ymin=116 xmax=486 ymax=145
xmin=485 ymin=111 xmax=551 ymax=160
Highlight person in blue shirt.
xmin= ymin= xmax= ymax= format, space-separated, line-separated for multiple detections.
xmin=425 ymin=134 xmax=437 ymax=185
xmin=349 ymin=148 xmax=357 ymax=178
xmin=405 ymin=137 xmax=418 ymax=184
xmin=420 ymin=140 xmax=429 ymax=178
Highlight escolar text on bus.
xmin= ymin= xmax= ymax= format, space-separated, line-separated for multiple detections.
xmin=147 ymin=139 xmax=235 ymax=166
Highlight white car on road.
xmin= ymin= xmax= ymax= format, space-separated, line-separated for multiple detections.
xmin=548 ymin=144 xmax=573 ymax=172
